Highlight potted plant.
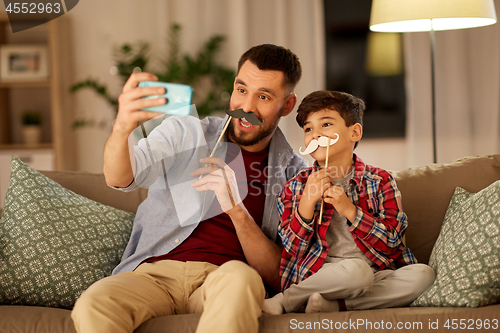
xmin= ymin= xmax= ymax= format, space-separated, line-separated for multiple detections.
xmin=21 ymin=110 xmax=42 ymax=145
xmin=71 ymin=23 xmax=235 ymax=128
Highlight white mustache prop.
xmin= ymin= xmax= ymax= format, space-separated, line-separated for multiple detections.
xmin=299 ymin=134 xmax=339 ymax=155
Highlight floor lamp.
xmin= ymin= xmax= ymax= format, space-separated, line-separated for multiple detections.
xmin=369 ymin=0 xmax=497 ymax=163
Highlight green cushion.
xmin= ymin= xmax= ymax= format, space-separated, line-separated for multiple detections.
xmin=411 ymin=180 xmax=500 ymax=307
xmin=0 ymin=157 xmax=134 ymax=309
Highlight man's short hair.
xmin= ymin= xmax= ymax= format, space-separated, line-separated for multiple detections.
xmin=237 ymin=44 xmax=302 ymax=93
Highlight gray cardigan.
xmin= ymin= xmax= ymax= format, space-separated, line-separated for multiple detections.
xmin=112 ymin=115 xmax=307 ymax=274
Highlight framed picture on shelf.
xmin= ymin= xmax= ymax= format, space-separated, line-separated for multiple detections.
xmin=0 ymin=45 xmax=49 ymax=81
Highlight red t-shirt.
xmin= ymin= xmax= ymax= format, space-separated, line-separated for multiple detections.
xmin=146 ymin=144 xmax=269 ymax=266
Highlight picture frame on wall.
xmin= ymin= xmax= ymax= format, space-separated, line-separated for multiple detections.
xmin=0 ymin=44 xmax=49 ymax=81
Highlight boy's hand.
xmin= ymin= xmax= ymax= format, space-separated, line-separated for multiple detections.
xmin=323 ymin=186 xmax=357 ymax=221
xmin=298 ymin=167 xmax=333 ymax=220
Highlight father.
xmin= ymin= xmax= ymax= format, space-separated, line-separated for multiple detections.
xmin=71 ymin=44 xmax=307 ymax=333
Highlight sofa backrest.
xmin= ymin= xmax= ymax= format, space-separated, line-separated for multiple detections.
xmin=39 ymin=170 xmax=148 ymax=214
xmin=21 ymin=155 xmax=500 ymax=266
xmin=392 ymin=154 xmax=500 ymax=264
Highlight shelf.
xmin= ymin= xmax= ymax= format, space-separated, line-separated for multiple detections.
xmin=0 ymin=14 xmax=76 ymax=171
xmin=0 ymin=80 xmax=50 ymax=88
xmin=0 ymin=143 xmax=53 ymax=151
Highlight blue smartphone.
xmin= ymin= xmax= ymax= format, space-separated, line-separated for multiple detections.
xmin=138 ymin=81 xmax=193 ymax=116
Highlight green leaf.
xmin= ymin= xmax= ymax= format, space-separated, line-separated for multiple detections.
xmin=71 ymin=23 xmax=236 ymax=128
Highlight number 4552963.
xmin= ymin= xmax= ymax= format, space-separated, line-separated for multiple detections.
xmin=6 ymin=2 xmax=62 ymax=14
xmin=444 ymin=319 xmax=499 ymax=330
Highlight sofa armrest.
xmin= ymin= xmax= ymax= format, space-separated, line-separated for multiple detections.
xmin=392 ymin=154 xmax=500 ymax=264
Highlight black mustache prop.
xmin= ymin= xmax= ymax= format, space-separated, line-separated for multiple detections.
xmin=198 ymin=108 xmax=264 ymax=180
xmin=225 ymin=108 xmax=266 ymax=126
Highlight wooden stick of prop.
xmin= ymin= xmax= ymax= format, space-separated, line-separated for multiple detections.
xmin=199 ymin=117 xmax=235 ymax=209
xmin=221 ymin=166 xmax=236 ymax=208
xmin=210 ymin=116 xmax=232 ymax=159
xmin=199 ymin=116 xmax=232 ymax=180
xmin=318 ymin=137 xmax=331 ymax=225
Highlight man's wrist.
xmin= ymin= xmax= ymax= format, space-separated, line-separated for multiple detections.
xmin=111 ymin=120 xmax=134 ymax=138
xmin=226 ymin=203 xmax=250 ymax=221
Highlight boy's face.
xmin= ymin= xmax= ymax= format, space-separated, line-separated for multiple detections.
xmin=302 ymin=108 xmax=361 ymax=165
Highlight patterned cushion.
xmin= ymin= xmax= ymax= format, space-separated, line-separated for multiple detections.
xmin=0 ymin=157 xmax=134 ymax=309
xmin=411 ymin=181 xmax=500 ymax=307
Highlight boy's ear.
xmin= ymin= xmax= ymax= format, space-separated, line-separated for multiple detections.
xmin=351 ymin=123 xmax=363 ymax=143
xmin=280 ymin=93 xmax=297 ymax=117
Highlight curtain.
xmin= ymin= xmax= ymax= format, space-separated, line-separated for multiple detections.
xmin=161 ymin=0 xmax=325 ymax=159
xmin=404 ymin=0 xmax=500 ymax=166
xmin=70 ymin=0 xmax=325 ymax=172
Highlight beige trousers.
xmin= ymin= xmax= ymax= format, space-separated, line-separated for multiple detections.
xmin=71 ymin=260 xmax=265 ymax=333
xmin=283 ymin=259 xmax=435 ymax=313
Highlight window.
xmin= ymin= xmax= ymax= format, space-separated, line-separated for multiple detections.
xmin=324 ymin=0 xmax=406 ymax=138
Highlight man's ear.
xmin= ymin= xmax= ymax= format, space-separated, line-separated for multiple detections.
xmin=351 ymin=123 xmax=363 ymax=143
xmin=281 ymin=93 xmax=297 ymax=117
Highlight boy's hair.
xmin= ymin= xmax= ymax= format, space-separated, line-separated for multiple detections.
xmin=237 ymin=44 xmax=302 ymax=93
xmin=296 ymin=90 xmax=365 ymax=148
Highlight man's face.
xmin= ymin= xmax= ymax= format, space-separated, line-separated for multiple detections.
xmin=228 ymin=61 xmax=291 ymax=151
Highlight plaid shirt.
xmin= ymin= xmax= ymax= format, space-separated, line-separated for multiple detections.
xmin=277 ymin=154 xmax=417 ymax=291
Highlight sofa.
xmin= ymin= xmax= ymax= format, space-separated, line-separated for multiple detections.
xmin=1 ymin=154 xmax=499 ymax=333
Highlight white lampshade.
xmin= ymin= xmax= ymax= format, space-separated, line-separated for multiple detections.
xmin=370 ymin=0 xmax=497 ymax=32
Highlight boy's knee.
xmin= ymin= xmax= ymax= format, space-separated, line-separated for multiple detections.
xmin=407 ymin=264 xmax=435 ymax=295
xmin=343 ymin=260 xmax=374 ymax=287
xmin=332 ymin=259 xmax=374 ymax=296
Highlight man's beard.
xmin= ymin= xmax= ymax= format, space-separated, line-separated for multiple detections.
xmin=227 ymin=108 xmax=283 ymax=147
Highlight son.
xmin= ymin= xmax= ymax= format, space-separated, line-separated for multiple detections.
xmin=263 ymin=91 xmax=435 ymax=314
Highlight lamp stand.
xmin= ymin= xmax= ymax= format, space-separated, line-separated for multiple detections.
xmin=430 ymin=20 xmax=437 ymax=163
